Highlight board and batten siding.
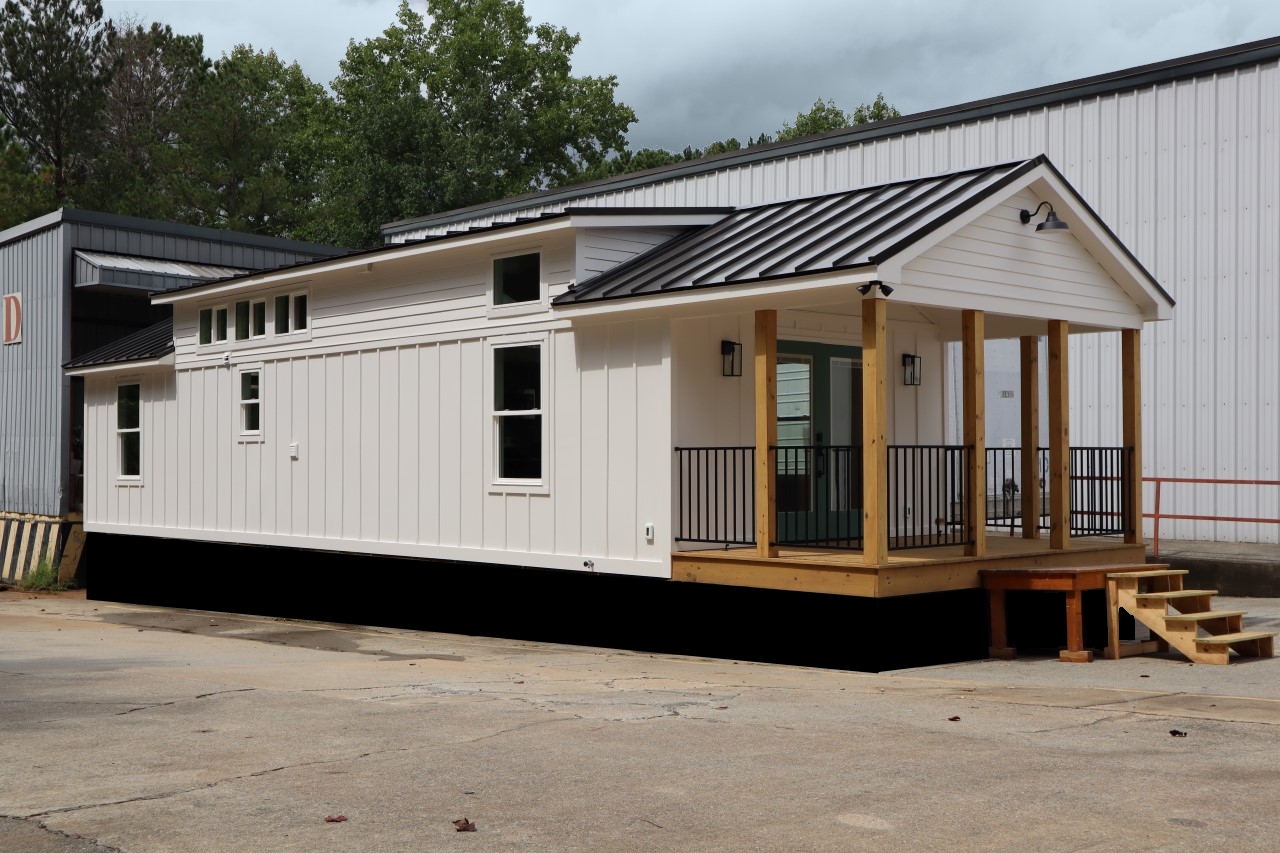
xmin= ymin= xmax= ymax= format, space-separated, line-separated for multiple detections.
xmin=85 ymin=233 xmax=673 ymax=577
xmin=0 ymin=224 xmax=66 ymax=517
xmin=398 ymin=61 xmax=1280 ymax=543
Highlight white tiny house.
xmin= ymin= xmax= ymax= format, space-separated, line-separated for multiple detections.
xmin=70 ymin=157 xmax=1172 ymax=596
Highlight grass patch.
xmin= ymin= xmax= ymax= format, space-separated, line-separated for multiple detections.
xmin=20 ymin=559 xmax=70 ymax=592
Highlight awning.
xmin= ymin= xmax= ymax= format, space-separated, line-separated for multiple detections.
xmin=74 ymin=250 xmax=248 ymax=294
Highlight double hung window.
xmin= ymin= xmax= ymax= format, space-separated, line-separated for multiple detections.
xmin=117 ymin=383 xmax=141 ymax=478
xmin=492 ymin=343 xmax=542 ymax=482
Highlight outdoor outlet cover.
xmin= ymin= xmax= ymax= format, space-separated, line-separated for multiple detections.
xmin=288 ymin=442 xmax=299 ymax=459
xmin=644 ymin=523 xmax=654 ymax=541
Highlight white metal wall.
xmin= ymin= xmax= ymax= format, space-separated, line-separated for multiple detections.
xmin=401 ymin=61 xmax=1280 ymax=543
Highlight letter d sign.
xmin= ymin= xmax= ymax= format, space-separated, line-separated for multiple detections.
xmin=3 ymin=293 xmax=21 ymax=345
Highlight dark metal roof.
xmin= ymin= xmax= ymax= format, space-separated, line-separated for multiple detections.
xmin=149 ymin=206 xmax=722 ymax=299
xmin=555 ymin=159 xmax=1039 ymax=305
xmin=64 ymin=319 xmax=174 ymax=369
xmin=384 ymin=34 xmax=1280 ymax=236
xmin=75 ymin=250 xmax=248 ymax=293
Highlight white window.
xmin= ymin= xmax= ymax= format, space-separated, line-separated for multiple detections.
xmin=117 ymin=383 xmax=141 ymax=479
xmin=250 ymin=299 xmax=266 ymax=338
xmin=214 ymin=307 xmax=228 ymax=343
xmin=199 ymin=306 xmax=228 ymax=345
xmin=199 ymin=308 xmax=213 ymax=345
xmin=492 ymin=341 xmax=544 ymax=485
xmin=273 ymin=291 xmax=309 ymax=334
xmin=238 ymin=368 xmax=262 ymax=437
xmin=489 ymin=250 xmax=545 ymax=315
xmin=234 ymin=301 xmax=250 ymax=341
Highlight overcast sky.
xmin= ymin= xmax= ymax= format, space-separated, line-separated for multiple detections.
xmin=101 ymin=1 xmax=1280 ymax=151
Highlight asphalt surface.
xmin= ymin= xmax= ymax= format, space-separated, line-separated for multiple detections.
xmin=2 ymin=591 xmax=1279 ymax=852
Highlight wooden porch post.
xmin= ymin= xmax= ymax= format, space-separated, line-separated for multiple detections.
xmin=962 ymin=310 xmax=986 ymax=558
xmin=755 ymin=309 xmax=778 ymax=558
xmin=1020 ymin=335 xmax=1041 ymax=539
xmin=861 ymin=297 xmax=888 ymax=564
xmin=1122 ymin=328 xmax=1143 ymax=545
xmin=1048 ymin=319 xmax=1070 ymax=550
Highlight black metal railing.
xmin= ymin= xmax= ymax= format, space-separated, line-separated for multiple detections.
xmin=888 ymin=445 xmax=971 ymax=549
xmin=984 ymin=447 xmax=1050 ymax=533
xmin=1070 ymin=446 xmax=1131 ymax=536
xmin=673 ymin=446 xmax=755 ymax=545
xmin=772 ymin=444 xmax=863 ymax=549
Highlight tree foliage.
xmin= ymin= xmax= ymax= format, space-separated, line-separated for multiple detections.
xmin=0 ymin=125 xmax=51 ymax=229
xmin=322 ymin=0 xmax=636 ymax=247
xmin=0 ymin=0 xmax=111 ymax=203
xmin=777 ymin=93 xmax=901 ymax=142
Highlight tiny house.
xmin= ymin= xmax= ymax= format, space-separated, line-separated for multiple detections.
xmin=69 ymin=157 xmax=1172 ymax=600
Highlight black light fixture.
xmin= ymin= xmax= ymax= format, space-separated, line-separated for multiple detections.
xmin=1019 ymin=201 xmax=1069 ymax=232
xmin=721 ymin=340 xmax=743 ymax=377
xmin=857 ymin=281 xmax=894 ymax=297
xmin=902 ymin=353 xmax=922 ymax=386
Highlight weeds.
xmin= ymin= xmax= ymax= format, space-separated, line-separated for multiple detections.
xmin=19 ymin=559 xmax=69 ymax=592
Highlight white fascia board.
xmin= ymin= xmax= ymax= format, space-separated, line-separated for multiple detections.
xmin=65 ymin=353 xmax=175 ymax=377
xmin=552 ymin=267 xmax=879 ymax=323
xmin=151 ymin=218 xmax=574 ymax=306
xmin=566 ymin=212 xmax=727 ymax=229
xmin=879 ymin=281 xmax=1145 ymax=331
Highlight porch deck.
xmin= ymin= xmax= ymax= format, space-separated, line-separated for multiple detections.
xmin=672 ymin=536 xmax=1146 ymax=598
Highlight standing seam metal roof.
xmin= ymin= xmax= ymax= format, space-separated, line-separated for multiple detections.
xmin=63 ymin=319 xmax=174 ymax=369
xmin=554 ymin=158 xmax=1037 ymax=304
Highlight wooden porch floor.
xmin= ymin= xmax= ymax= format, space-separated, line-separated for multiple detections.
xmin=672 ymin=536 xmax=1147 ymax=598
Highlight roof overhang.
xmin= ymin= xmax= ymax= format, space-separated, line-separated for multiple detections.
xmin=65 ymin=353 xmax=175 ymax=377
xmin=74 ymin=250 xmax=248 ymax=294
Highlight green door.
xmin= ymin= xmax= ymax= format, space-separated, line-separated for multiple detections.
xmin=775 ymin=341 xmax=862 ymax=547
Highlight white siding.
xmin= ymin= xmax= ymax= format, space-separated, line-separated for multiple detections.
xmin=84 ymin=238 xmax=674 ymax=578
xmin=574 ymin=227 xmax=682 ymax=282
xmin=405 ymin=62 xmax=1280 ymax=543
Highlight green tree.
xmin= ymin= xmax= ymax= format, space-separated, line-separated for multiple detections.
xmin=173 ymin=45 xmax=332 ymax=236
xmin=851 ymin=92 xmax=901 ymax=125
xmin=325 ymin=0 xmax=635 ymax=247
xmin=80 ymin=20 xmax=208 ymax=218
xmin=776 ymin=94 xmax=901 ymax=142
xmin=0 ymin=0 xmax=111 ymax=204
xmin=0 ymin=125 xmax=52 ymax=228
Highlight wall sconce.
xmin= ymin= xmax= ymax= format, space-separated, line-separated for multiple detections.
xmin=902 ymin=353 xmax=922 ymax=386
xmin=721 ymin=340 xmax=743 ymax=377
xmin=1019 ymin=201 xmax=1069 ymax=232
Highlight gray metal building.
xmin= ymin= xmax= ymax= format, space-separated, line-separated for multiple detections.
xmin=0 ymin=209 xmax=343 ymax=581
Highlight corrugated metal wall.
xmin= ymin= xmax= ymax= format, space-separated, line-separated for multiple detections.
xmin=398 ymin=59 xmax=1280 ymax=543
xmin=0 ymin=224 xmax=66 ymax=516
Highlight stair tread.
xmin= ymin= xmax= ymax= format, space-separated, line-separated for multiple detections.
xmin=1108 ymin=569 xmax=1188 ymax=579
xmin=1135 ymin=589 xmax=1217 ymax=599
xmin=1196 ymin=631 xmax=1278 ymax=645
xmin=1164 ymin=610 xmax=1247 ymax=622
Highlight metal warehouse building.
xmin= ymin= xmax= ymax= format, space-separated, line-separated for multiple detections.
xmin=384 ymin=35 xmax=1280 ymax=547
xmin=0 ymin=209 xmax=342 ymax=581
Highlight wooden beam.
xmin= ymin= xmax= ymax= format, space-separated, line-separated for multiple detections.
xmin=1122 ymin=328 xmax=1143 ymax=545
xmin=862 ymin=297 xmax=888 ymax=565
xmin=1048 ymin=319 xmax=1070 ymax=550
xmin=755 ymin=309 xmax=778 ymax=558
xmin=962 ymin=310 xmax=986 ymax=558
xmin=1020 ymin=336 xmax=1041 ymax=539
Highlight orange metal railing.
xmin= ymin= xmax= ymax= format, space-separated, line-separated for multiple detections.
xmin=1144 ymin=477 xmax=1280 ymax=557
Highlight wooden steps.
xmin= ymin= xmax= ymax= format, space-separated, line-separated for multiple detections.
xmin=1106 ymin=566 xmax=1277 ymax=665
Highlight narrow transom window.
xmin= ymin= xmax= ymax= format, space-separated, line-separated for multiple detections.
xmin=493 ymin=253 xmax=540 ymax=305
xmin=199 ymin=308 xmax=212 ymax=345
xmin=117 ymin=383 xmax=141 ymax=478
xmin=274 ymin=295 xmax=290 ymax=334
xmin=493 ymin=344 xmax=541 ymax=480
xmin=214 ymin=307 xmax=228 ymax=342
xmin=293 ymin=293 xmax=308 ymax=330
xmin=251 ymin=300 xmax=266 ymax=338
xmin=240 ymin=370 xmax=261 ymax=435
xmin=234 ymin=301 xmax=250 ymax=341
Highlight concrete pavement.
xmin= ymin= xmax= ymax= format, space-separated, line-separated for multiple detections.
xmin=2 ymin=591 xmax=1279 ymax=852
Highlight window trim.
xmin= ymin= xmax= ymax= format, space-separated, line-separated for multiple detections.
xmin=198 ymin=288 xmax=309 ymax=349
xmin=249 ymin=299 xmax=267 ymax=339
xmin=487 ymin=333 xmax=550 ymax=494
xmin=487 ymin=247 xmax=547 ymax=318
xmin=115 ymin=379 xmax=143 ymax=484
xmin=236 ymin=364 xmax=264 ymax=442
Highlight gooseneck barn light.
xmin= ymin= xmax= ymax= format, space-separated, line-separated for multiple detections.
xmin=1020 ymin=201 xmax=1069 ymax=232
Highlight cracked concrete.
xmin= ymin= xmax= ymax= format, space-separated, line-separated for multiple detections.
xmin=2 ymin=593 xmax=1280 ymax=851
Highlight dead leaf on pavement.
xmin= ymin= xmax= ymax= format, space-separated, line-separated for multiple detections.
xmin=1169 ymin=729 xmax=1187 ymax=737
xmin=454 ymin=818 xmax=477 ymax=832
xmin=948 ymin=716 xmax=961 ymax=722
xmin=325 ymin=815 xmax=347 ymax=823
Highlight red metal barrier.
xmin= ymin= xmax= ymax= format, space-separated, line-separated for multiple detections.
xmin=1143 ymin=477 xmax=1280 ymax=557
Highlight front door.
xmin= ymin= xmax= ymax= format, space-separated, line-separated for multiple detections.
xmin=775 ymin=342 xmax=862 ymax=546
